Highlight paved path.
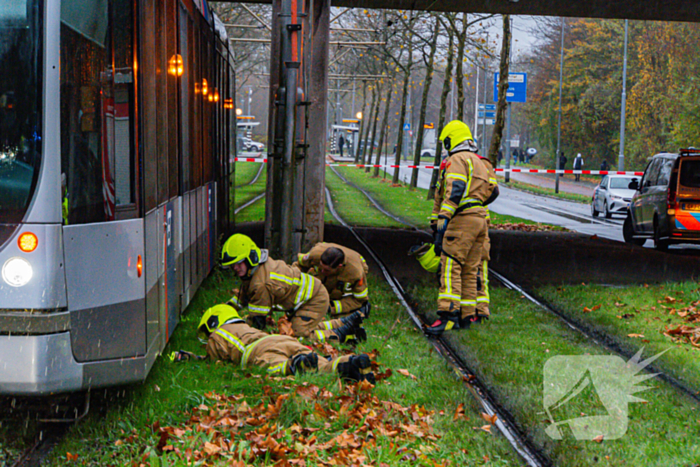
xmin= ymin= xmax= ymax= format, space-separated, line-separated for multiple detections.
xmin=506 ymin=171 xmax=596 ymax=197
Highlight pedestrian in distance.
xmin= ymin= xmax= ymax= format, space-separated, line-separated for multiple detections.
xmin=573 ymin=153 xmax=584 ymax=182
xmin=425 ymin=120 xmax=498 ymax=336
xmin=600 ymin=159 xmax=610 ymax=177
xmin=559 ymin=152 xmax=568 ymax=178
xmin=172 ymin=303 xmax=376 ymax=384
xmin=294 ymin=243 xmax=371 ymax=319
xmin=221 ymin=234 xmax=367 ymax=344
xmin=338 ymin=134 xmax=345 ymax=158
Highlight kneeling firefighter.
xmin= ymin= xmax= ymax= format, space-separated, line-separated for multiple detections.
xmin=425 ymin=120 xmax=498 ymax=335
xmin=173 ymin=303 xmax=375 ymax=384
xmin=221 ymin=234 xmax=366 ymax=344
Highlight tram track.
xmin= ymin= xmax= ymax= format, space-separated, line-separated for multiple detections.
xmin=490 ymin=270 xmax=700 ymax=405
xmin=324 ymin=186 xmax=549 ymax=467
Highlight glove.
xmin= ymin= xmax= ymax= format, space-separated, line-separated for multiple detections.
xmin=169 ymin=350 xmax=204 ymax=362
xmin=434 ymin=216 xmax=449 ymax=255
xmin=248 ymin=314 xmax=267 ymax=330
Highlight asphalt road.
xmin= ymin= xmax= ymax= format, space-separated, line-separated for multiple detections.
xmin=386 ymin=162 xmax=628 ymax=243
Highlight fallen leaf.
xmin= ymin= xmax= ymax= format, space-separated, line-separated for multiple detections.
xmin=472 ymin=425 xmax=491 ymax=433
xmin=480 ymin=413 xmax=498 ymax=425
xmin=453 ymin=403 xmax=466 ymax=421
xmin=397 ymin=369 xmax=417 ymax=380
xmin=593 ymin=434 xmax=604 ymax=443
xmin=277 ymin=316 xmax=294 ymax=336
xmin=66 ymin=453 xmax=79 ymax=461
xmin=628 ymin=334 xmax=645 ymax=338
xmin=154 ymin=384 xmax=160 ymax=392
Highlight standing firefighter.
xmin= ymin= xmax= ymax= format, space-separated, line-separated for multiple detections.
xmin=426 ymin=120 xmax=497 ymax=335
xmin=475 ymin=155 xmax=498 ymax=320
xmin=222 ymin=234 xmax=365 ymax=344
xmin=196 ymin=303 xmax=375 ymax=383
xmin=294 ymin=243 xmax=371 ymax=319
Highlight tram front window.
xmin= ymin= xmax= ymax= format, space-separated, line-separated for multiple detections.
xmin=0 ymin=0 xmax=43 ymax=230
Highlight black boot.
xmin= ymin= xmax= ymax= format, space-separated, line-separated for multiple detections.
xmin=290 ymin=352 xmax=319 ymax=375
xmin=340 ymin=310 xmax=364 ymax=329
xmin=425 ymin=312 xmax=460 ymax=336
xmin=358 ymin=302 xmax=371 ymax=319
xmin=332 ymin=322 xmax=360 ymax=344
xmin=337 ymin=354 xmax=375 ymax=384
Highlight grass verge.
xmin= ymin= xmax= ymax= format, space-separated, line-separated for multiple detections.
xmin=536 ymin=282 xmax=700 ymax=394
xmin=406 ymin=279 xmax=700 ymax=466
xmin=325 ymin=168 xmax=405 ymax=229
xmin=334 ymin=166 xmax=563 ymax=230
xmin=45 ymin=273 xmax=521 ymax=466
xmin=499 ymin=177 xmax=592 ymax=204
xmin=234 ymin=162 xmax=264 ymax=188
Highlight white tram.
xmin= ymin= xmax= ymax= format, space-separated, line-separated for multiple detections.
xmin=0 ymin=0 xmax=236 ymax=395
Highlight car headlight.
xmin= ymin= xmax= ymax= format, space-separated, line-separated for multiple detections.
xmin=2 ymin=257 xmax=33 ymax=287
xmin=611 ymin=195 xmax=622 ymax=200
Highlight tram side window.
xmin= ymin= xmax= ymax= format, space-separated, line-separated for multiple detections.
xmin=60 ymin=0 xmax=135 ymax=225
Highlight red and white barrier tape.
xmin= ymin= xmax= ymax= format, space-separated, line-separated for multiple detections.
xmin=233 ymin=158 xmax=644 ymax=176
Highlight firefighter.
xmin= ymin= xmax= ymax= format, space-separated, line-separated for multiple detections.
xmin=294 ymin=243 xmax=371 ymax=319
xmin=426 ymin=120 xmax=497 ymax=335
xmin=475 ymin=155 xmax=499 ymax=321
xmin=188 ymin=303 xmax=375 ymax=384
xmin=222 ymin=234 xmax=365 ymax=344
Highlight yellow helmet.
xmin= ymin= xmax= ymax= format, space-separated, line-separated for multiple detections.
xmin=221 ymin=234 xmax=261 ymax=269
xmin=198 ymin=304 xmax=241 ymax=341
xmin=439 ymin=120 xmax=473 ymax=151
xmin=408 ymin=243 xmax=440 ymax=274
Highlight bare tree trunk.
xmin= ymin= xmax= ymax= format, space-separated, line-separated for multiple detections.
xmin=354 ymin=81 xmax=368 ymax=162
xmin=360 ymin=85 xmax=376 ymax=165
xmin=488 ymin=15 xmax=511 ymax=167
xmin=365 ymin=83 xmax=382 ymax=172
xmin=428 ymin=21 xmax=455 ymax=200
xmin=411 ymin=17 xmax=440 ymax=188
xmin=373 ymin=83 xmax=393 ymax=177
xmin=393 ymin=37 xmax=414 ymax=184
xmin=455 ymin=14 xmax=468 ymax=121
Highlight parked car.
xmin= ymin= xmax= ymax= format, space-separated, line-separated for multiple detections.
xmin=591 ymin=175 xmax=636 ymax=218
xmin=421 ymin=148 xmax=436 ymax=159
xmin=241 ymin=137 xmax=264 ymax=152
xmin=623 ymin=149 xmax=700 ymax=250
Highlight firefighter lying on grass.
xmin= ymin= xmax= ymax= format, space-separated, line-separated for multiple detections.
xmin=171 ymin=303 xmax=376 ymax=384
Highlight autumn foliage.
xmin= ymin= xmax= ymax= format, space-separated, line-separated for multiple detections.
xmin=138 ymin=383 xmax=448 ymax=466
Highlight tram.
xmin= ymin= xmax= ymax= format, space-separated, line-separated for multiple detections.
xmin=0 ymin=0 xmax=235 ymax=395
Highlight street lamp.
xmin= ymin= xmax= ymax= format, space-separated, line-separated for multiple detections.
xmin=235 ymin=108 xmax=243 ymax=116
xmin=356 ymin=111 xmax=363 ymax=120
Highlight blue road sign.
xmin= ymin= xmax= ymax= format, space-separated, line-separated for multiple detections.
xmin=478 ymin=104 xmax=496 ymax=111
xmin=494 ymin=72 xmax=527 ymax=103
xmin=403 ymin=122 xmax=411 ymax=131
xmin=478 ymin=111 xmax=496 ymax=118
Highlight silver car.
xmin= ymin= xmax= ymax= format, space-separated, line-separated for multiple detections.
xmin=591 ymin=175 xmax=636 ymax=218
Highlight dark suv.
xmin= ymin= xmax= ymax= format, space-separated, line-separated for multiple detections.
xmin=623 ymin=149 xmax=700 ymax=250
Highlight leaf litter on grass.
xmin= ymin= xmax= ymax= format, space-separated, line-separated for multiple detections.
xmin=142 ymin=381 xmax=450 ymax=466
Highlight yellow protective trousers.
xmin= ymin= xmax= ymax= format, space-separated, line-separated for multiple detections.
xmin=287 ymin=281 xmax=346 ymax=343
xmin=437 ymin=213 xmax=487 ymax=319
xmin=476 ymin=234 xmax=490 ymax=316
xmin=240 ymin=334 xmax=351 ymax=376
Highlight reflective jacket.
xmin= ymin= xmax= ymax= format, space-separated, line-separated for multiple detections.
xmin=206 ymin=321 xmax=282 ymax=369
xmin=232 ymin=258 xmax=319 ymax=318
xmin=295 ymin=242 xmax=369 ymax=315
xmin=431 ymin=149 xmax=496 ymax=223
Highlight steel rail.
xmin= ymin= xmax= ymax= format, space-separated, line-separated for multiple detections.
xmin=490 ymin=270 xmax=700 ymax=405
xmin=324 ymin=186 xmax=548 ymax=467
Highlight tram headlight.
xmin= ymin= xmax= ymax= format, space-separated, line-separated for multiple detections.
xmin=2 ymin=257 xmax=33 ymax=287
